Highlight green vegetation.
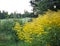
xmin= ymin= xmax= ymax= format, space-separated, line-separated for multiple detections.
xmin=0 ymin=0 xmax=60 ymax=46
xmin=30 ymin=0 xmax=60 ymax=14
xmin=0 ymin=18 xmax=31 ymax=46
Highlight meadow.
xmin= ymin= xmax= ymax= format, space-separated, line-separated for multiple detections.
xmin=0 ymin=10 xmax=60 ymax=46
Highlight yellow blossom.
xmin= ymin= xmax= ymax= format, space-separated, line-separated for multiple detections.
xmin=13 ymin=10 xmax=60 ymax=43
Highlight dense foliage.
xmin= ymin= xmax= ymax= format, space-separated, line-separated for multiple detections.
xmin=14 ymin=10 xmax=60 ymax=46
xmin=0 ymin=0 xmax=60 ymax=46
xmin=0 ymin=18 xmax=31 ymax=46
xmin=0 ymin=10 xmax=35 ymax=19
xmin=30 ymin=0 xmax=60 ymax=14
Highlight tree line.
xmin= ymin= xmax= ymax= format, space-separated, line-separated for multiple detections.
xmin=0 ymin=0 xmax=60 ymax=19
xmin=0 ymin=10 xmax=37 ymax=19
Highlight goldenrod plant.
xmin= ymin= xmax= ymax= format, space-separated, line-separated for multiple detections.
xmin=14 ymin=10 xmax=60 ymax=46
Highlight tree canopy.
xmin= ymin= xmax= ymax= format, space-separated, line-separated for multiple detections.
xmin=30 ymin=0 xmax=60 ymax=14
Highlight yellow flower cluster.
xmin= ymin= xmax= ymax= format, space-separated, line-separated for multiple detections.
xmin=34 ymin=10 xmax=60 ymax=29
xmin=13 ymin=10 xmax=60 ymax=43
xmin=14 ymin=22 xmax=21 ymax=31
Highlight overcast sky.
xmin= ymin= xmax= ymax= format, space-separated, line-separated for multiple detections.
xmin=0 ymin=0 xmax=33 ymax=14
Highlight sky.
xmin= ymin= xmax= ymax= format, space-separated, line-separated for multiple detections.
xmin=0 ymin=0 xmax=33 ymax=14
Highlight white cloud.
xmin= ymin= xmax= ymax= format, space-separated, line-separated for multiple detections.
xmin=0 ymin=0 xmax=33 ymax=14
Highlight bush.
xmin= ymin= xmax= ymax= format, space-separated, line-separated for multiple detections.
xmin=14 ymin=10 xmax=60 ymax=46
xmin=0 ymin=18 xmax=31 ymax=46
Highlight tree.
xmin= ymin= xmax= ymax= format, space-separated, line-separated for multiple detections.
xmin=30 ymin=0 xmax=60 ymax=14
xmin=0 ymin=11 xmax=9 ymax=19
